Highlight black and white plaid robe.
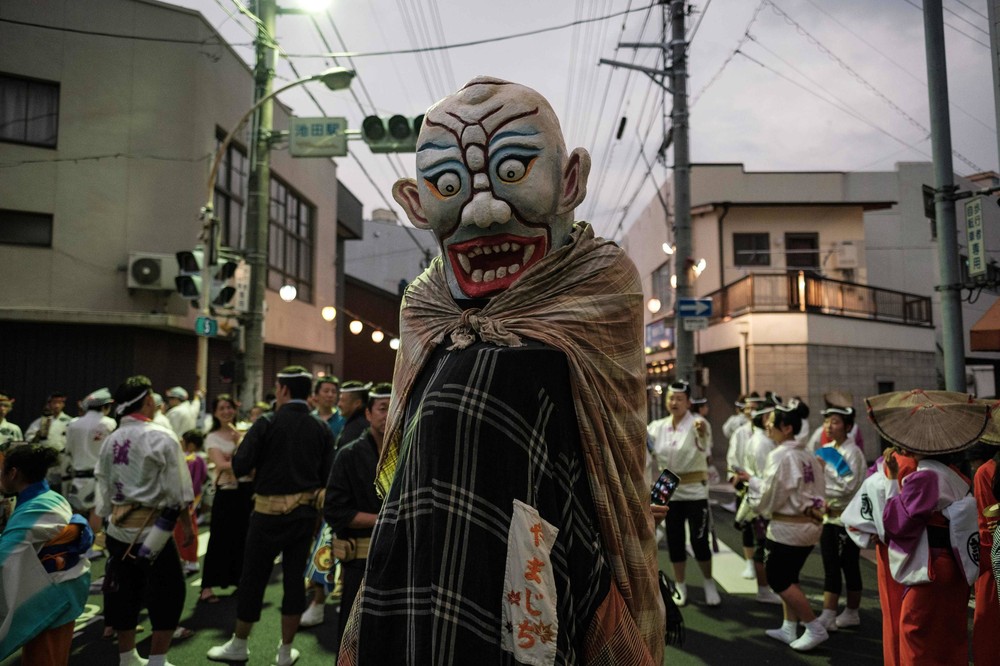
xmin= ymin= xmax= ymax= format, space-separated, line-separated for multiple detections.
xmin=355 ymin=339 xmax=611 ymax=665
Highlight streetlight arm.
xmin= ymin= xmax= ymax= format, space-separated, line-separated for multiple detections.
xmin=205 ymin=73 xmax=325 ymax=210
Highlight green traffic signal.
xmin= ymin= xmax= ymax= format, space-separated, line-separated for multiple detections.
xmin=361 ymin=114 xmax=423 ymax=153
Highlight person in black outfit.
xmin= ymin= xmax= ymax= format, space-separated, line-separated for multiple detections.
xmin=324 ymin=381 xmax=391 ymax=651
xmin=335 ymin=381 xmax=369 ymax=449
xmin=207 ymin=366 xmax=335 ymax=666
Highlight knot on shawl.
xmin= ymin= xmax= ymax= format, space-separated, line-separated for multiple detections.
xmin=447 ymin=308 xmax=523 ymax=350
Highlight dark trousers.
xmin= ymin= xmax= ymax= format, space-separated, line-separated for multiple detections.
xmin=764 ymin=539 xmax=813 ymax=593
xmin=201 ymin=482 xmax=253 ymax=590
xmin=104 ymin=535 xmax=185 ymax=630
xmin=821 ymin=523 xmax=862 ymax=595
xmin=665 ymin=498 xmax=711 ymax=563
xmin=236 ymin=506 xmax=317 ymax=623
xmin=337 ymin=558 xmax=366 ymax=651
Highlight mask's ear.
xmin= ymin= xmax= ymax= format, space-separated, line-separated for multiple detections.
xmin=392 ymin=178 xmax=431 ymax=230
xmin=556 ymin=148 xmax=591 ymax=215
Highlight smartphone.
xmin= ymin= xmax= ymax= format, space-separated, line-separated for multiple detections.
xmin=651 ymin=468 xmax=681 ymax=505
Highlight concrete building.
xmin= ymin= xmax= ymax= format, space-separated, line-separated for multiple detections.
xmin=623 ymin=162 xmax=1000 ymax=461
xmin=343 ymin=214 xmax=435 ymax=297
xmin=0 ymin=0 xmax=358 ymax=417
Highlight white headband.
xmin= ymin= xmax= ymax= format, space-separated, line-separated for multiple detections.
xmin=277 ymin=371 xmax=313 ymax=379
xmin=116 ymin=389 xmax=149 ymax=416
xmin=341 ymin=382 xmax=373 ymax=394
xmin=369 ymin=391 xmax=392 ymax=399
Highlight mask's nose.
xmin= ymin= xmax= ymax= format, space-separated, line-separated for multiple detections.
xmin=461 ymin=189 xmax=511 ymax=229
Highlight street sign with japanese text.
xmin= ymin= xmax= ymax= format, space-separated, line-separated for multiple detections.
xmin=683 ymin=316 xmax=708 ymax=331
xmin=677 ymin=297 xmax=713 ymax=318
xmin=966 ymin=197 xmax=986 ymax=280
xmin=290 ymin=117 xmax=348 ymax=157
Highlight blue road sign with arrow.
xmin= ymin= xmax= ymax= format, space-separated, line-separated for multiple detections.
xmin=677 ymin=298 xmax=713 ymax=318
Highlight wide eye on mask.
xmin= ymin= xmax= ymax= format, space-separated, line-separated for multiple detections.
xmin=495 ymin=156 xmax=535 ymax=183
xmin=426 ymin=170 xmax=462 ymax=198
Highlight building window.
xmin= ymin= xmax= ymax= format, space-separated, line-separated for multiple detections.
xmin=651 ymin=260 xmax=673 ymax=311
xmin=785 ymin=232 xmax=819 ymax=270
xmin=268 ymin=177 xmax=314 ymax=303
xmin=0 ymin=209 xmax=53 ymax=247
xmin=0 ymin=73 xmax=59 ymax=148
xmin=213 ymin=131 xmax=247 ymax=248
xmin=733 ymin=233 xmax=770 ymax=266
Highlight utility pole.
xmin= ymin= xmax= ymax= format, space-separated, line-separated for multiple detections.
xmin=599 ymin=0 xmax=695 ymax=386
xmin=240 ymin=0 xmax=277 ymax=410
xmin=989 ymin=0 xmax=1000 ymax=176
xmin=923 ymin=0 xmax=966 ymax=391
xmin=668 ymin=0 xmax=693 ymax=387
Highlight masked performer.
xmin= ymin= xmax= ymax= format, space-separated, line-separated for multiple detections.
xmin=338 ymin=77 xmax=663 ymax=666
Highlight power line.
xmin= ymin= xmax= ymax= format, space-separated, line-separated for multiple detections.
xmin=800 ymin=0 xmax=995 ymax=134
xmin=0 ymin=17 xmax=250 ymax=46
xmin=950 ymin=0 xmax=988 ymax=20
xmin=898 ymin=0 xmax=990 ymax=47
xmin=691 ymin=0 xmax=767 ymax=108
xmin=764 ymin=0 xmax=984 ymax=172
xmin=283 ymin=3 xmax=660 ymax=59
xmin=585 ymin=2 xmax=658 ymax=224
xmin=687 ymin=0 xmax=715 ymax=44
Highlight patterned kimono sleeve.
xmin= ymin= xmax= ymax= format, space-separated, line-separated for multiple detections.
xmin=883 ymin=470 xmax=939 ymax=548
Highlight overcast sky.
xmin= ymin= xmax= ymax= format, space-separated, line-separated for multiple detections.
xmin=168 ymin=0 xmax=999 ymax=244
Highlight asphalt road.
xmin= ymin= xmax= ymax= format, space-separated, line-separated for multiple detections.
xmin=1 ymin=489 xmax=977 ymax=665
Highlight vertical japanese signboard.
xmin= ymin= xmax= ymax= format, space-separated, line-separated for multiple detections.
xmin=966 ymin=197 xmax=986 ymax=280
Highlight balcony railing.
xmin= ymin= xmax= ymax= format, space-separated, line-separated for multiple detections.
xmin=703 ymin=272 xmax=933 ymax=327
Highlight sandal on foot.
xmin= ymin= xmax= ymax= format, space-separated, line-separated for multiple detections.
xmin=173 ymin=626 xmax=194 ymax=640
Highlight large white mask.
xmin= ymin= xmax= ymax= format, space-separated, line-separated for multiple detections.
xmin=393 ymin=77 xmax=591 ymax=300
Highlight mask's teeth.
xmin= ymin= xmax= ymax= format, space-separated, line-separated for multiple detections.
xmin=522 ymin=244 xmax=535 ymax=264
xmin=457 ymin=253 xmax=471 ymax=274
xmin=496 ymin=266 xmax=508 ymax=279
xmin=483 ymin=269 xmax=496 ymax=282
xmin=509 ymin=263 xmax=520 ymax=274
xmin=471 ymin=269 xmax=483 ymax=283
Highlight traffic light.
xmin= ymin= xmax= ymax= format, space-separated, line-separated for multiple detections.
xmin=211 ymin=259 xmax=239 ymax=310
xmin=361 ymin=114 xmax=424 ymax=153
xmin=175 ymin=249 xmax=205 ymax=301
xmin=175 ymin=249 xmax=243 ymax=311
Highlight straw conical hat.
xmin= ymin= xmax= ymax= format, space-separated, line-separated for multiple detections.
xmin=865 ymin=389 xmax=990 ymax=454
xmin=977 ymin=399 xmax=1000 ymax=445
xmin=823 ymin=390 xmax=853 ymax=409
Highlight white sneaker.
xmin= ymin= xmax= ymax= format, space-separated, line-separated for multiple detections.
xmin=183 ymin=561 xmax=200 ymax=575
xmin=672 ymin=582 xmax=688 ymax=607
xmin=120 ymin=649 xmax=148 ymax=666
xmin=299 ymin=602 xmax=325 ymax=628
xmin=790 ymin=623 xmax=829 ymax=651
xmin=275 ymin=643 xmax=300 ymax=666
xmin=835 ymin=608 xmax=861 ymax=628
xmin=765 ymin=626 xmax=796 ymax=644
xmin=86 ymin=547 xmax=105 ymax=560
xmin=755 ymin=587 xmax=783 ymax=605
xmin=740 ymin=559 xmax=756 ymax=579
xmin=703 ymin=579 xmax=721 ymax=607
xmin=207 ymin=636 xmax=249 ymax=662
xmin=817 ymin=611 xmax=839 ymax=632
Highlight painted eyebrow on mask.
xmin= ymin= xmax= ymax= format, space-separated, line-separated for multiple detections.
xmin=416 ymin=141 xmax=457 ymax=152
xmin=489 ymin=129 xmax=540 ymax=145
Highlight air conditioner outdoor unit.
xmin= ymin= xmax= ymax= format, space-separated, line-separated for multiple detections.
xmin=127 ymin=252 xmax=178 ymax=290
xmin=833 ymin=241 xmax=859 ymax=269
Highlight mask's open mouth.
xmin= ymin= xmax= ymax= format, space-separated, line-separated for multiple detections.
xmin=447 ymin=233 xmax=547 ymax=298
